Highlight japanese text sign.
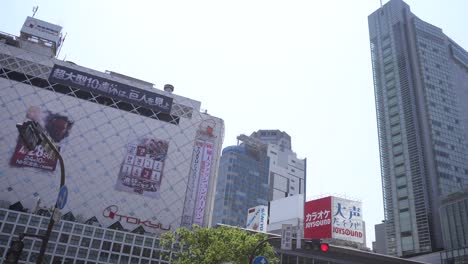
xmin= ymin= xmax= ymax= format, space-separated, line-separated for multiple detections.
xmin=48 ymin=64 xmax=173 ymax=114
xmin=331 ymin=197 xmax=364 ymax=243
xmin=304 ymin=196 xmax=332 ymax=239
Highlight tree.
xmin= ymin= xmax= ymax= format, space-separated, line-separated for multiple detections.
xmin=161 ymin=225 xmax=279 ymax=264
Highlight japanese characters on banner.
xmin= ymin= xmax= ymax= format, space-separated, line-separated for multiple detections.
xmin=304 ymin=196 xmax=364 ymax=244
xmin=115 ymin=138 xmax=169 ymax=198
xmin=331 ymin=197 xmax=364 ymax=243
xmin=304 ymin=196 xmax=332 ymax=239
xmin=180 ymin=140 xmax=204 ymax=228
xmin=10 ymin=106 xmax=73 ymax=171
xmin=48 ymin=64 xmax=173 ymax=113
xmin=192 ymin=141 xmax=214 ymax=226
xmin=246 ymin=205 xmax=268 ymax=233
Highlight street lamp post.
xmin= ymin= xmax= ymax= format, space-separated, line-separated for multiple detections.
xmin=16 ymin=121 xmax=65 ymax=264
xmin=249 ymin=237 xmax=280 ymax=264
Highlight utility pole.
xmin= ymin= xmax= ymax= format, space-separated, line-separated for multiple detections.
xmin=16 ymin=121 xmax=66 ymax=264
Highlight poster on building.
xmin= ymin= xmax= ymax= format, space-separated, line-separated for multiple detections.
xmin=115 ymin=138 xmax=169 ymax=198
xmin=246 ymin=205 xmax=268 ymax=233
xmin=304 ymin=196 xmax=332 ymax=239
xmin=331 ymin=197 xmax=364 ymax=243
xmin=10 ymin=106 xmax=73 ymax=171
xmin=192 ymin=141 xmax=214 ymax=226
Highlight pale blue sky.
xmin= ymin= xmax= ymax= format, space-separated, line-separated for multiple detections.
xmin=1 ymin=0 xmax=467 ymax=247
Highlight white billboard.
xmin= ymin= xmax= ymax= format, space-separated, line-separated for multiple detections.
xmin=246 ymin=205 xmax=268 ymax=233
xmin=331 ymin=197 xmax=364 ymax=243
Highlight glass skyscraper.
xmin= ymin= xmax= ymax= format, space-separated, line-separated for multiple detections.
xmin=368 ymin=0 xmax=468 ymax=257
xmin=212 ymin=130 xmax=306 ymax=228
xmin=211 ymin=137 xmax=270 ymax=227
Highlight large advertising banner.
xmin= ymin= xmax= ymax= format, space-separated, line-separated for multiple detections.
xmin=304 ymin=196 xmax=332 ymax=239
xmin=48 ymin=64 xmax=173 ymax=113
xmin=192 ymin=141 xmax=214 ymax=226
xmin=10 ymin=106 xmax=73 ymax=171
xmin=246 ymin=205 xmax=268 ymax=233
xmin=115 ymin=138 xmax=169 ymax=198
xmin=331 ymin=197 xmax=364 ymax=243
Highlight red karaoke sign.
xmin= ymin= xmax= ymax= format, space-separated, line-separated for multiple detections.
xmin=304 ymin=196 xmax=332 ymax=239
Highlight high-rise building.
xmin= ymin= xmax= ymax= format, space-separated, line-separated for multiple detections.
xmin=0 ymin=17 xmax=224 ymax=263
xmin=368 ymin=0 xmax=468 ymax=257
xmin=251 ymin=130 xmax=306 ymax=201
xmin=212 ymin=130 xmax=306 ymax=228
xmin=211 ymin=135 xmax=270 ymax=227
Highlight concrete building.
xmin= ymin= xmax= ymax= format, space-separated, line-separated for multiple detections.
xmin=251 ymin=130 xmax=306 ymax=201
xmin=368 ymin=0 xmax=468 ymax=257
xmin=0 ymin=16 xmax=224 ymax=263
xmin=373 ymin=221 xmax=388 ymax=255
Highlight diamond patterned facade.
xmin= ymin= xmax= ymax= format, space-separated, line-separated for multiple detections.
xmin=0 ymin=19 xmax=224 ymax=263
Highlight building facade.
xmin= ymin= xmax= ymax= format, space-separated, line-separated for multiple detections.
xmin=438 ymin=189 xmax=468 ymax=264
xmin=368 ymin=0 xmax=468 ymax=257
xmin=251 ymin=130 xmax=306 ymax=201
xmin=0 ymin=17 xmax=224 ymax=263
xmin=439 ymin=189 xmax=468 ymax=249
xmin=373 ymin=222 xmax=388 ymax=255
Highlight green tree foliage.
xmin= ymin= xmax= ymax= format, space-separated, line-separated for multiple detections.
xmin=161 ymin=225 xmax=279 ymax=264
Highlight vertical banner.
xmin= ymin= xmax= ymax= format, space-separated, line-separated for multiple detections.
xmin=192 ymin=141 xmax=214 ymax=226
xmin=115 ymin=138 xmax=169 ymax=198
xmin=281 ymin=224 xmax=293 ymax=250
xmin=303 ymin=196 xmax=332 ymax=239
xmin=180 ymin=140 xmax=204 ymax=228
xmin=331 ymin=197 xmax=364 ymax=243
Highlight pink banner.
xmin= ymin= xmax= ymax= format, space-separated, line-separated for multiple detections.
xmin=193 ymin=142 xmax=214 ymax=226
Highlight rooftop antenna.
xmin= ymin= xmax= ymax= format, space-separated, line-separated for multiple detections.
xmin=32 ymin=6 xmax=39 ymax=17
xmin=56 ymin=32 xmax=67 ymax=58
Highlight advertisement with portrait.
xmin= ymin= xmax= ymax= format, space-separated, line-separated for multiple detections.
xmin=331 ymin=197 xmax=364 ymax=243
xmin=115 ymin=138 xmax=169 ymax=198
xmin=10 ymin=106 xmax=73 ymax=171
xmin=303 ymin=196 xmax=332 ymax=239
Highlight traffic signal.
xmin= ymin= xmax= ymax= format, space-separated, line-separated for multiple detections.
xmin=5 ymin=240 xmax=24 ymax=264
xmin=320 ymin=242 xmax=329 ymax=252
xmin=304 ymin=239 xmax=330 ymax=252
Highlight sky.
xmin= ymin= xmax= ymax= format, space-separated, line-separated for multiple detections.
xmin=1 ymin=0 xmax=467 ymax=247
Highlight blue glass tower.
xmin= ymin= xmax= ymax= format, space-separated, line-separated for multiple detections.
xmin=212 ymin=138 xmax=270 ymax=227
